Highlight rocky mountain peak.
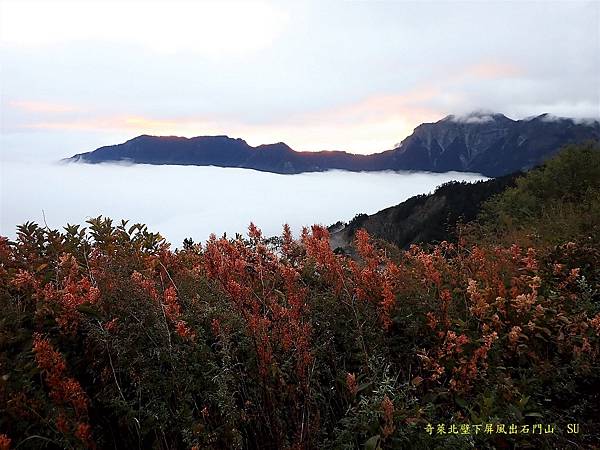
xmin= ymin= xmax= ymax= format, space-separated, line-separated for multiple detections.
xmin=441 ymin=111 xmax=512 ymax=124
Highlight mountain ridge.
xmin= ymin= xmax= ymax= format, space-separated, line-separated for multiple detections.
xmin=66 ymin=112 xmax=600 ymax=177
xmin=328 ymin=173 xmax=521 ymax=253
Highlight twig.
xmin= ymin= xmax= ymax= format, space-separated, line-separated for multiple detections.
xmin=83 ymin=241 xmax=97 ymax=287
xmin=41 ymin=209 xmax=50 ymax=230
xmin=159 ymin=261 xmax=179 ymax=294
xmin=15 ymin=435 xmax=60 ymax=448
xmin=99 ymin=320 xmax=126 ymax=403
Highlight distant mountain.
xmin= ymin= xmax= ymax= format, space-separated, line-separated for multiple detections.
xmin=66 ymin=112 xmax=599 ymax=177
xmin=66 ymin=135 xmax=385 ymax=173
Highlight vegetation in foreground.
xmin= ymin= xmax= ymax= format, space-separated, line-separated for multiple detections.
xmin=0 ymin=144 xmax=599 ymax=449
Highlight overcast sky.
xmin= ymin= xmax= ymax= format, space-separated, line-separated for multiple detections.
xmin=1 ymin=0 xmax=599 ymax=160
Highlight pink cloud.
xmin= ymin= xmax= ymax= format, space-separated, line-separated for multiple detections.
xmin=299 ymin=88 xmax=442 ymax=124
xmin=14 ymin=61 xmax=521 ymax=154
xmin=18 ymin=86 xmax=447 ymax=154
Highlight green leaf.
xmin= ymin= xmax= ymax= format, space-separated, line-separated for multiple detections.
xmin=364 ymin=435 xmax=380 ymax=450
xmin=76 ymin=303 xmax=103 ymax=319
xmin=455 ymin=397 xmax=469 ymax=410
xmin=358 ymin=381 xmax=373 ymax=393
xmin=518 ymin=396 xmax=530 ymax=409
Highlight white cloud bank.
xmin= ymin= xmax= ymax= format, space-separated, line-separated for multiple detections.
xmin=0 ymin=162 xmax=486 ymax=246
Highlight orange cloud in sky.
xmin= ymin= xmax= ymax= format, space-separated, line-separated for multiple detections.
xmin=18 ymin=85 xmax=448 ymax=154
xmin=23 ymin=97 xmax=442 ymax=154
xmin=16 ymin=60 xmax=522 ymax=154
xmin=27 ymin=116 xmax=219 ymax=134
xmin=302 ymin=88 xmax=442 ymax=124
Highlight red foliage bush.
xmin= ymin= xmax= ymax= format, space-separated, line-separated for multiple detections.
xmin=0 ymin=218 xmax=598 ymax=449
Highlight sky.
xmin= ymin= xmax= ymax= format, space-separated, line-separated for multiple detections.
xmin=1 ymin=0 xmax=599 ymax=161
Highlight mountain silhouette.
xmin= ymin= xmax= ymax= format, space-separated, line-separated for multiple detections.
xmin=66 ymin=112 xmax=600 ymax=177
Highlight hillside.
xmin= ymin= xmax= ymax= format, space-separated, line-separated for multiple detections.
xmin=330 ymin=141 xmax=600 ymax=253
xmin=329 ymin=173 xmax=520 ymax=252
xmin=65 ymin=112 xmax=600 ymax=177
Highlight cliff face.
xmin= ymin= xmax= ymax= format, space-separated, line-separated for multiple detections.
xmin=386 ymin=113 xmax=600 ymax=176
xmin=66 ymin=112 xmax=600 ymax=177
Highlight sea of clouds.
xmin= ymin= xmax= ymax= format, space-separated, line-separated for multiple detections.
xmin=1 ymin=161 xmax=486 ymax=247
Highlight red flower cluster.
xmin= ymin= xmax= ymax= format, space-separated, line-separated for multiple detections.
xmin=32 ymin=334 xmax=94 ymax=447
xmin=0 ymin=434 xmax=11 ymax=450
